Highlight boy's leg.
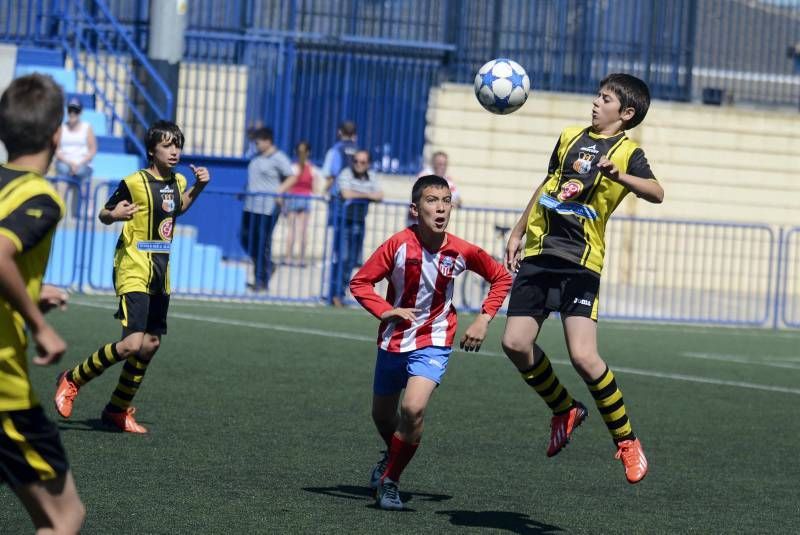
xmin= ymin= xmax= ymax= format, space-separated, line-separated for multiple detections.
xmin=14 ymin=471 xmax=85 ymax=534
xmin=562 ymin=315 xmax=647 ymax=483
xmin=502 ymin=316 xmax=585 ymax=456
xmin=378 ymin=375 xmax=437 ymax=512
xmin=105 ymin=334 xmax=160 ymax=414
xmin=2 ymin=407 xmax=85 ymax=533
xmin=369 ymin=349 xmax=406 ymax=489
xmin=103 ymin=294 xmax=169 ymax=433
xmin=54 ymin=291 xmax=154 ymax=419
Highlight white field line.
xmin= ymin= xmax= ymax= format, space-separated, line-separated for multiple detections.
xmin=679 ymin=352 xmax=800 ymax=370
xmin=71 ymin=299 xmax=800 ymax=396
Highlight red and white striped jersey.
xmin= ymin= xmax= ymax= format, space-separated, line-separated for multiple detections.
xmin=350 ymin=227 xmax=512 ymax=352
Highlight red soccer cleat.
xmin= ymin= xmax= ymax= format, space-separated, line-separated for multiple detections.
xmin=615 ymin=438 xmax=648 ymax=484
xmin=547 ymin=401 xmax=587 ymax=457
xmin=101 ymin=407 xmax=148 ymax=434
xmin=54 ymin=370 xmax=79 ymax=418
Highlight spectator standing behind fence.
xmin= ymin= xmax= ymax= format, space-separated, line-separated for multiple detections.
xmin=329 ymin=149 xmax=383 ymax=307
xmin=417 ymin=151 xmax=462 ymax=208
xmin=322 ymin=121 xmax=358 ymax=195
xmin=284 ymin=140 xmax=321 ymax=267
xmin=54 ymin=98 xmax=96 ymax=215
xmin=240 ymin=127 xmax=296 ymax=291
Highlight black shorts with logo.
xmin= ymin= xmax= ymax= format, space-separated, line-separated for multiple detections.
xmin=507 ymin=255 xmax=600 ymax=320
xmin=0 ymin=407 xmax=69 ymax=488
xmin=114 ymin=292 xmax=170 ymax=336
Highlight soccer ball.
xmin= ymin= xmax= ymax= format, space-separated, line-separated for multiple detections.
xmin=473 ymin=58 xmax=530 ymax=115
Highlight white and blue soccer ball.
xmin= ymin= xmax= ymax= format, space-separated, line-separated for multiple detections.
xmin=473 ymin=58 xmax=531 ymax=115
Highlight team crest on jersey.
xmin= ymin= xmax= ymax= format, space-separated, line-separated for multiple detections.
xmin=161 ymin=192 xmax=175 ymax=213
xmin=158 ymin=217 xmax=174 ymax=240
xmin=572 ymin=152 xmax=595 ymax=174
xmin=438 ymin=256 xmax=455 ymax=277
xmin=557 ymin=179 xmax=584 ymax=201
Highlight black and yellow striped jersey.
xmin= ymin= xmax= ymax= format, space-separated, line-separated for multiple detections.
xmin=524 ymin=126 xmax=657 ymax=274
xmin=0 ymin=164 xmax=64 ymax=410
xmin=106 ymin=170 xmax=187 ymax=295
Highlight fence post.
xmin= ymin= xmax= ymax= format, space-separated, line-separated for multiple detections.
xmin=773 ymin=227 xmax=785 ymax=330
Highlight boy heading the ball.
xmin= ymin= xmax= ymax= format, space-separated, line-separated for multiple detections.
xmin=501 ymin=73 xmax=664 ymax=484
xmin=350 ymin=175 xmax=512 ymax=510
xmin=54 ymin=121 xmax=210 ymax=433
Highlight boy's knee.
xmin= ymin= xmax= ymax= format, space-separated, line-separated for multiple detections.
xmin=501 ymin=333 xmax=532 ymax=357
xmin=400 ymin=403 xmax=425 ymax=426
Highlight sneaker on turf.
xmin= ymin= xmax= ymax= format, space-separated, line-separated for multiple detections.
xmin=54 ymin=370 xmax=79 ymax=418
xmin=615 ymin=438 xmax=648 ymax=484
xmin=368 ymin=451 xmax=389 ymax=489
xmin=101 ymin=407 xmax=148 ymax=434
xmin=377 ymin=477 xmax=403 ymax=510
xmin=547 ymin=401 xmax=588 ymax=457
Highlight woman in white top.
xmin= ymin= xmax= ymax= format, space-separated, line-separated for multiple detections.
xmin=55 ymin=98 xmax=97 ymax=182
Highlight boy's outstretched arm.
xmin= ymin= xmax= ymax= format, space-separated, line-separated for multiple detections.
xmin=597 ymin=156 xmax=664 ymax=203
xmin=180 ymin=164 xmax=211 ymax=214
xmin=460 ymin=246 xmax=513 ymax=352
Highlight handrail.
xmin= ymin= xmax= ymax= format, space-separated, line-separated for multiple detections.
xmin=58 ymin=0 xmax=174 ymax=159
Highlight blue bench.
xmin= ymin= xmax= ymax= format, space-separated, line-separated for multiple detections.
xmin=14 ymin=65 xmax=76 ymax=93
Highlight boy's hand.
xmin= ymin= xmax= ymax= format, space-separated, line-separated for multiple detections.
xmin=190 ymin=164 xmax=211 ymax=183
xmin=111 ymin=200 xmax=139 ymax=221
xmin=460 ymin=314 xmax=490 ymax=352
xmin=505 ymin=234 xmax=524 ymax=272
xmin=39 ymin=284 xmax=68 ymax=313
xmin=31 ymin=323 xmax=67 ymax=366
xmin=380 ymin=308 xmax=420 ymax=323
xmin=597 ymin=156 xmax=620 ymax=181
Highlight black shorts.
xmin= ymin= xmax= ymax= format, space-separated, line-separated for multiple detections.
xmin=507 ymin=255 xmax=600 ymax=320
xmin=114 ymin=292 xmax=170 ymax=336
xmin=0 ymin=407 xmax=69 ymax=488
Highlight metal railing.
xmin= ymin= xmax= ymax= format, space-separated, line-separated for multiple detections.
xmin=45 ymin=179 xmax=799 ymax=329
xmin=57 ymin=0 xmax=173 ymax=158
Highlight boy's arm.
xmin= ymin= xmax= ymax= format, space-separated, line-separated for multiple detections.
xmin=597 ymin=149 xmax=664 ymax=203
xmin=350 ymin=238 xmax=417 ymax=321
xmin=99 ymin=180 xmax=137 ymax=225
xmin=180 ymin=165 xmax=211 ymax=214
xmin=459 ymin=245 xmax=513 ymax=352
xmin=505 ymin=176 xmax=549 ymax=271
xmin=0 ymin=196 xmax=67 ymax=365
xmin=0 ymin=238 xmax=65 ymax=365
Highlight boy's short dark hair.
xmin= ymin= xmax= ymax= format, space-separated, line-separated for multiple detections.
xmin=338 ymin=121 xmax=356 ymax=138
xmin=145 ymin=120 xmax=184 ymax=161
xmin=0 ymin=74 xmax=64 ymax=160
xmin=599 ymin=73 xmax=650 ymax=129
xmin=411 ymin=175 xmax=450 ymax=205
xmin=251 ymin=127 xmax=273 ymax=142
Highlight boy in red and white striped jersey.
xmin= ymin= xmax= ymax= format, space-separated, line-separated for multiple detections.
xmin=350 ymin=175 xmax=512 ymax=510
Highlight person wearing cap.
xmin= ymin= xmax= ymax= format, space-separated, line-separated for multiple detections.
xmin=55 ymin=98 xmax=97 ymax=185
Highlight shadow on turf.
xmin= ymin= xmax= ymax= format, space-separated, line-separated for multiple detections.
xmin=302 ymin=484 xmax=452 ymax=511
xmin=56 ymin=418 xmax=141 ymax=433
xmin=436 ymin=510 xmax=563 ymax=534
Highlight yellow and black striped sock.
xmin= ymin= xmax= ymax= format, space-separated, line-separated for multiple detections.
xmin=520 ymin=352 xmax=575 ymax=414
xmin=107 ymin=355 xmax=151 ymax=413
xmin=586 ymin=367 xmax=634 ymax=442
xmin=70 ymin=343 xmax=124 ymax=387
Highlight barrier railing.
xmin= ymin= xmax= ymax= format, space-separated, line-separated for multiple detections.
xmin=44 ymin=179 xmax=798 ymax=328
xmin=780 ymin=227 xmax=800 ymax=328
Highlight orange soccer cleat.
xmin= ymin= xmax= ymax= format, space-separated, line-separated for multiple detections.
xmin=547 ymin=401 xmax=587 ymax=457
xmin=101 ymin=407 xmax=148 ymax=434
xmin=615 ymin=438 xmax=648 ymax=484
xmin=54 ymin=370 xmax=79 ymax=418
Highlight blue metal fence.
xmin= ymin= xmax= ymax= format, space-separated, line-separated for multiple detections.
xmin=44 ymin=179 xmax=798 ymax=328
xmin=5 ymin=1 xmax=800 ymax=171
